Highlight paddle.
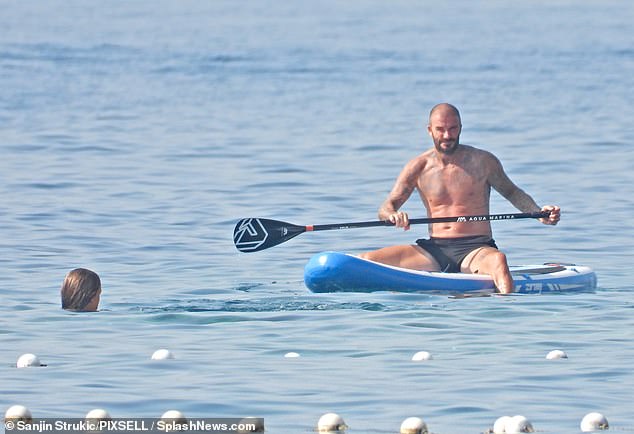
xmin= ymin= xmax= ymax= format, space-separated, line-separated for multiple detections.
xmin=233 ymin=211 xmax=549 ymax=253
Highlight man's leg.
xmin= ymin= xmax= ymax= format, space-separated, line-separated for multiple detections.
xmin=461 ymin=247 xmax=513 ymax=293
xmin=359 ymin=245 xmax=441 ymax=271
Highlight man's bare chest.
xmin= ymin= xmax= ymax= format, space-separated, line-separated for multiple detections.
xmin=417 ymin=163 xmax=489 ymax=201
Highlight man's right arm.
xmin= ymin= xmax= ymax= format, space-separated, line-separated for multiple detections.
xmin=378 ymin=159 xmax=420 ymax=229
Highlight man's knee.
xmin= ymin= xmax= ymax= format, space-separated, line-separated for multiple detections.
xmin=473 ymin=249 xmax=508 ymax=273
xmin=487 ymin=251 xmax=513 ymax=293
xmin=491 ymin=250 xmax=508 ymax=266
xmin=466 ymin=248 xmax=507 ymax=273
xmin=360 ymin=250 xmax=387 ymax=263
xmin=359 ymin=251 xmax=372 ymax=260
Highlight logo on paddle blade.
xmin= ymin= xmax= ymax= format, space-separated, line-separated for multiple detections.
xmin=234 ymin=218 xmax=269 ymax=252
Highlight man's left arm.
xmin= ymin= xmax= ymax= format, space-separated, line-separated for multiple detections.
xmin=487 ymin=154 xmax=560 ymax=225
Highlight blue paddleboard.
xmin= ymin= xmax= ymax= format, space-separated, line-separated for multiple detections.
xmin=304 ymin=251 xmax=597 ymax=294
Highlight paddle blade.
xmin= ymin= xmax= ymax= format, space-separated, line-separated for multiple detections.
xmin=233 ymin=218 xmax=306 ymax=252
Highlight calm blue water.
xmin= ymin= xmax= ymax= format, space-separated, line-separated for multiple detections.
xmin=2 ymin=1 xmax=634 ymax=433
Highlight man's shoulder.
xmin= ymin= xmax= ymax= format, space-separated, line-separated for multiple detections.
xmin=406 ymin=149 xmax=434 ymax=168
xmin=461 ymin=143 xmax=488 ymax=153
xmin=461 ymin=144 xmax=498 ymax=161
xmin=411 ymin=147 xmax=438 ymax=160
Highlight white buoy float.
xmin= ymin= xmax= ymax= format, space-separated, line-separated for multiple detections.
xmin=16 ymin=353 xmax=42 ymax=368
xmin=400 ymin=416 xmax=428 ymax=434
xmin=284 ymin=352 xmax=300 ymax=358
xmin=159 ymin=411 xmax=186 ymax=432
xmin=317 ymin=413 xmax=347 ymax=432
xmin=546 ymin=349 xmax=568 ymax=360
xmin=4 ymin=405 xmax=32 ymax=422
xmin=160 ymin=410 xmax=186 ymax=423
xmin=492 ymin=415 xmax=512 ymax=433
xmin=85 ymin=409 xmax=111 ymax=421
xmin=151 ymin=349 xmax=175 ymax=360
xmin=411 ymin=351 xmax=433 ymax=361
xmin=505 ymin=415 xmax=534 ymax=433
xmin=580 ymin=412 xmax=609 ymax=432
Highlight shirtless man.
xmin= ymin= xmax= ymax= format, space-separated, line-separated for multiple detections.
xmin=360 ymin=103 xmax=560 ymax=293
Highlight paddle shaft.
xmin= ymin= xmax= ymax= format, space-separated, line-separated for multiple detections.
xmin=306 ymin=211 xmax=550 ymax=232
xmin=233 ymin=211 xmax=551 ymax=252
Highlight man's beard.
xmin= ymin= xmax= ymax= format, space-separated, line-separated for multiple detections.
xmin=433 ymin=134 xmax=460 ymax=154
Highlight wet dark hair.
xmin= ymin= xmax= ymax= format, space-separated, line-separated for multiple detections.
xmin=60 ymin=268 xmax=101 ymax=311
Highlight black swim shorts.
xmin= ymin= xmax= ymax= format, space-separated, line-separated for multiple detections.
xmin=415 ymin=235 xmax=498 ymax=273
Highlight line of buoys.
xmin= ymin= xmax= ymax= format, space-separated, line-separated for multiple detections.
xmin=13 ymin=348 xmax=573 ymax=366
xmin=409 ymin=349 xmax=569 ymax=362
xmin=2 ymin=407 xmax=613 ymax=432
xmin=2 ymin=346 xmax=603 ymax=434
xmin=16 ymin=348 xmax=184 ymax=366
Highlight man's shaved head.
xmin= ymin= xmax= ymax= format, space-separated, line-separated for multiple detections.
xmin=429 ymin=103 xmax=461 ymax=124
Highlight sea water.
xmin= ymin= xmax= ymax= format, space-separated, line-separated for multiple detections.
xmin=1 ymin=1 xmax=633 ymax=433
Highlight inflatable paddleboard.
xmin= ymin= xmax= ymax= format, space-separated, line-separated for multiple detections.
xmin=304 ymin=251 xmax=597 ymax=294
